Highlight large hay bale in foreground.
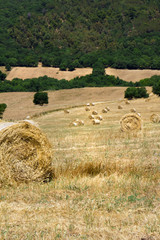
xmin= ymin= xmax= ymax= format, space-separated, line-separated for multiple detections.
xmin=120 ymin=113 xmax=142 ymax=132
xmin=150 ymin=113 xmax=160 ymax=123
xmin=0 ymin=121 xmax=53 ymax=185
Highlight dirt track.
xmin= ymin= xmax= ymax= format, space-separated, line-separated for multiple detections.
xmin=6 ymin=66 xmax=160 ymax=82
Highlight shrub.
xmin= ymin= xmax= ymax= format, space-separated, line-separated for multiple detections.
xmin=125 ymin=87 xmax=149 ymax=99
xmin=33 ymin=92 xmax=48 ymax=105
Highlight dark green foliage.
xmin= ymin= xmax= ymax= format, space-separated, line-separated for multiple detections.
xmin=152 ymin=80 xmax=160 ymax=96
xmin=125 ymin=87 xmax=149 ymax=99
xmin=5 ymin=63 xmax=11 ymax=71
xmin=33 ymin=92 xmax=48 ymax=105
xmin=0 ymin=103 xmax=7 ymax=118
xmin=0 ymin=71 xmax=6 ymax=81
xmin=0 ymin=0 xmax=160 ymax=68
xmin=138 ymin=75 xmax=160 ymax=86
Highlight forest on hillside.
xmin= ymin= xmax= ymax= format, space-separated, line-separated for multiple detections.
xmin=0 ymin=0 xmax=160 ymax=69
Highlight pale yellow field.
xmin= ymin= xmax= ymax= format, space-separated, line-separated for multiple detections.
xmin=0 ymin=88 xmax=160 ymax=240
xmin=6 ymin=65 xmax=160 ymax=82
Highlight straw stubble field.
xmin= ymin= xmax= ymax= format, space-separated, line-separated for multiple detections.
xmin=0 ymin=89 xmax=160 ymax=240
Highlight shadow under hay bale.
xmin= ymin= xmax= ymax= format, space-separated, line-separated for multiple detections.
xmin=150 ymin=113 xmax=160 ymax=123
xmin=0 ymin=121 xmax=53 ymax=185
xmin=120 ymin=113 xmax=142 ymax=132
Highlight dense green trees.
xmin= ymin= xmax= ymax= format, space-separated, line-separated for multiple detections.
xmin=152 ymin=81 xmax=160 ymax=96
xmin=125 ymin=87 xmax=149 ymax=99
xmin=0 ymin=0 xmax=160 ymax=68
xmin=0 ymin=71 xmax=6 ymax=81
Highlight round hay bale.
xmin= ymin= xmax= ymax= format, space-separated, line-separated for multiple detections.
xmin=118 ymin=105 xmax=123 ymax=109
xmin=77 ymin=120 xmax=84 ymax=126
xmin=130 ymin=108 xmax=136 ymax=113
xmin=85 ymin=107 xmax=90 ymax=111
xmin=88 ymin=115 xmax=95 ymax=119
xmin=69 ymin=122 xmax=78 ymax=127
xmin=92 ymin=119 xmax=100 ymax=125
xmin=0 ymin=121 xmax=53 ymax=185
xmin=96 ymin=115 xmax=103 ymax=121
xmin=125 ymin=100 xmax=130 ymax=105
xmin=102 ymin=108 xmax=108 ymax=113
xmin=92 ymin=110 xmax=98 ymax=115
xmin=150 ymin=114 xmax=160 ymax=123
xmin=106 ymin=107 xmax=110 ymax=111
xmin=120 ymin=113 xmax=142 ymax=132
xmin=90 ymin=102 xmax=95 ymax=106
xmin=64 ymin=109 xmax=70 ymax=113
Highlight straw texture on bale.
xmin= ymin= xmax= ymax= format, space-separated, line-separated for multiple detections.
xmin=150 ymin=113 xmax=160 ymax=123
xmin=120 ymin=113 xmax=142 ymax=132
xmin=0 ymin=121 xmax=53 ymax=185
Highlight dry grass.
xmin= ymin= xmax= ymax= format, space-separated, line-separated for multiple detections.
xmin=0 ymin=87 xmax=131 ymax=120
xmin=0 ymin=89 xmax=160 ymax=239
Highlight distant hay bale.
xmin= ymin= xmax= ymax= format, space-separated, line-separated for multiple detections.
xmin=92 ymin=119 xmax=100 ymax=125
xmin=0 ymin=121 xmax=53 ymax=185
xmin=26 ymin=115 xmax=31 ymax=119
xmin=118 ymin=105 xmax=123 ymax=109
xmin=70 ymin=119 xmax=84 ymax=126
xmin=102 ymin=108 xmax=108 ymax=113
xmin=96 ymin=115 xmax=103 ymax=121
xmin=120 ymin=113 xmax=142 ymax=132
xmin=150 ymin=114 xmax=160 ymax=123
xmin=125 ymin=100 xmax=130 ymax=105
xmin=106 ymin=107 xmax=110 ymax=111
xmin=77 ymin=120 xmax=84 ymax=126
xmin=85 ymin=107 xmax=90 ymax=111
xmin=130 ymin=108 xmax=136 ymax=113
xmin=89 ymin=115 xmax=95 ymax=119
xmin=92 ymin=110 xmax=98 ymax=115
xmin=90 ymin=102 xmax=95 ymax=106
xmin=64 ymin=109 xmax=70 ymax=113
xmin=86 ymin=103 xmax=90 ymax=106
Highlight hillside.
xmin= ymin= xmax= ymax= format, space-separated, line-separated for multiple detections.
xmin=1 ymin=87 xmax=129 ymax=120
xmin=1 ymin=86 xmax=153 ymax=120
xmin=0 ymin=0 xmax=160 ymax=69
xmin=0 ymin=87 xmax=160 ymax=239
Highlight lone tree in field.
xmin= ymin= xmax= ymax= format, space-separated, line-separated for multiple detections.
xmin=33 ymin=92 xmax=48 ymax=106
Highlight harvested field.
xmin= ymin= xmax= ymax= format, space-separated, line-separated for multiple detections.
xmin=1 ymin=87 xmax=131 ymax=120
xmin=6 ymin=66 xmax=160 ymax=82
xmin=6 ymin=67 xmax=92 ymax=80
xmin=106 ymin=67 xmax=160 ymax=82
xmin=0 ymin=86 xmax=160 ymax=239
